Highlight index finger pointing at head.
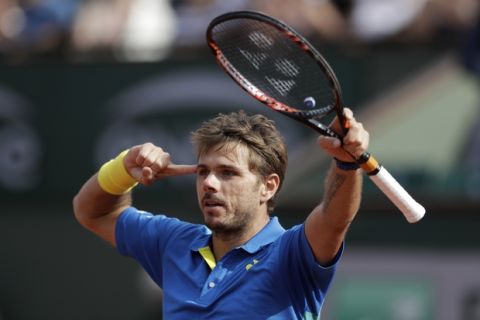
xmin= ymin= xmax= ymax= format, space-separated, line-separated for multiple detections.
xmin=161 ymin=164 xmax=198 ymax=177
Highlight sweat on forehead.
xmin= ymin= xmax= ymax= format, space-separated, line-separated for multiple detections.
xmin=196 ymin=142 xmax=264 ymax=178
xmin=197 ymin=142 xmax=252 ymax=166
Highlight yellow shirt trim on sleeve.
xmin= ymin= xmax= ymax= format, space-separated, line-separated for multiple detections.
xmin=198 ymin=246 xmax=216 ymax=270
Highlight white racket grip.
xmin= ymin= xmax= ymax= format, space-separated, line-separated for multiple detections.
xmin=368 ymin=167 xmax=426 ymax=223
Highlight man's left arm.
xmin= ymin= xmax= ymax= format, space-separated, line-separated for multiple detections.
xmin=304 ymin=108 xmax=368 ymax=265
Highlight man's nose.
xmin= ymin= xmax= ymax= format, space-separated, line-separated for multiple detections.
xmin=202 ymin=173 xmax=219 ymax=191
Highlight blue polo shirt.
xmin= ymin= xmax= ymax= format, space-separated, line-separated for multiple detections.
xmin=116 ymin=207 xmax=342 ymax=319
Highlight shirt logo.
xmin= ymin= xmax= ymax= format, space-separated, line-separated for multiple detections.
xmin=245 ymin=259 xmax=259 ymax=271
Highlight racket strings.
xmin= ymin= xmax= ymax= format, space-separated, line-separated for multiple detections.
xmin=289 ymin=105 xmax=334 ymax=119
xmin=210 ymin=18 xmax=336 ymax=113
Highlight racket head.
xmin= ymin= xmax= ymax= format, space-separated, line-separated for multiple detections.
xmin=206 ymin=10 xmax=347 ymax=137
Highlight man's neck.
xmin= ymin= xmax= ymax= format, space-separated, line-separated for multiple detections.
xmin=211 ymin=214 xmax=269 ymax=261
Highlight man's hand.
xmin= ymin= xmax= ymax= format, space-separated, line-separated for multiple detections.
xmin=317 ymin=108 xmax=369 ymax=162
xmin=124 ymin=143 xmax=197 ymax=185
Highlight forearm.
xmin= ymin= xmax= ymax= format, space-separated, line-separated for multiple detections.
xmin=305 ymin=162 xmax=362 ymax=264
xmin=320 ymin=162 xmax=362 ymax=228
xmin=73 ymin=173 xmax=132 ymax=245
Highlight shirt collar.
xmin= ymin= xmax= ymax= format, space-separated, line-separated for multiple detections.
xmin=240 ymin=216 xmax=285 ymax=254
xmin=190 ymin=226 xmax=213 ymax=252
xmin=190 ymin=216 xmax=285 ymax=254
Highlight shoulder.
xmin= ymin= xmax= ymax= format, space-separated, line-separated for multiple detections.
xmin=274 ymin=223 xmax=305 ymax=247
xmin=116 ymin=207 xmax=210 ymax=252
xmin=118 ymin=207 xmax=199 ymax=232
xmin=276 ymin=223 xmax=343 ymax=269
xmin=267 ymin=223 xmax=342 ymax=291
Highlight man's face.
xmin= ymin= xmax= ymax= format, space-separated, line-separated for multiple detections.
xmin=196 ymin=143 xmax=266 ymax=235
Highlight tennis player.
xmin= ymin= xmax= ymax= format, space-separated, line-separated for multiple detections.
xmin=73 ymin=109 xmax=368 ymax=319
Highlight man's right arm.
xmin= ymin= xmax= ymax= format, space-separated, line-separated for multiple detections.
xmin=73 ymin=143 xmax=197 ymax=247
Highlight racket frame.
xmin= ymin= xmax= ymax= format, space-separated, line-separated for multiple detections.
xmin=207 ymin=11 xmax=347 ymax=137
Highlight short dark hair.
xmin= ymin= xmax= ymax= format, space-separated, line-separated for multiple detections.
xmin=191 ymin=111 xmax=288 ymax=213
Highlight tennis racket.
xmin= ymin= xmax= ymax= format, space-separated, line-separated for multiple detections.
xmin=206 ymin=11 xmax=425 ymax=223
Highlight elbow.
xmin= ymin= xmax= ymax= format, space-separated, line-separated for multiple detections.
xmin=72 ymin=193 xmax=80 ymax=220
xmin=72 ymin=192 xmax=91 ymax=229
xmin=72 ymin=193 xmax=84 ymax=224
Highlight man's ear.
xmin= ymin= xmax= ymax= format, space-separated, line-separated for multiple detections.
xmin=260 ymin=173 xmax=280 ymax=202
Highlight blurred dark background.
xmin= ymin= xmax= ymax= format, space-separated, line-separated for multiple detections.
xmin=0 ymin=0 xmax=479 ymax=319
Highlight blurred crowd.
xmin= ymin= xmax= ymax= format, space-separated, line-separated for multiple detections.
xmin=0 ymin=0 xmax=478 ymax=66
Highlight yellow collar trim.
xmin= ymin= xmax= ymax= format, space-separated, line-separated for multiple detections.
xmin=198 ymin=246 xmax=216 ymax=270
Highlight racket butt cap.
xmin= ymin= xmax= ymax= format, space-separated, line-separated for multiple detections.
xmin=404 ymin=204 xmax=426 ymax=223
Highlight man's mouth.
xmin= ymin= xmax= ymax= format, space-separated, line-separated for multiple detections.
xmin=204 ymin=200 xmax=224 ymax=207
xmin=202 ymin=195 xmax=225 ymax=208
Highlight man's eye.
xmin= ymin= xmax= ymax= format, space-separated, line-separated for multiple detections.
xmin=222 ymin=170 xmax=236 ymax=177
xmin=197 ymin=169 xmax=208 ymax=176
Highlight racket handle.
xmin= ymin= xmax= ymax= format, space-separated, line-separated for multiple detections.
xmin=357 ymin=153 xmax=426 ymax=223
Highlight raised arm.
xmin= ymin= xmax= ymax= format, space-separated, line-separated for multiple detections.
xmin=73 ymin=143 xmax=197 ymax=246
xmin=304 ymin=109 xmax=369 ymax=265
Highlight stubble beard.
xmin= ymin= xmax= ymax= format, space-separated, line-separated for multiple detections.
xmin=206 ymin=210 xmax=254 ymax=242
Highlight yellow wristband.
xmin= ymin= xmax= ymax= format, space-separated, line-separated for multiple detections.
xmin=97 ymin=150 xmax=138 ymax=195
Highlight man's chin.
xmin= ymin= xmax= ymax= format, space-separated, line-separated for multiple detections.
xmin=204 ymin=218 xmax=247 ymax=238
xmin=203 ymin=215 xmax=233 ymax=233
xmin=204 ymin=216 xmax=225 ymax=231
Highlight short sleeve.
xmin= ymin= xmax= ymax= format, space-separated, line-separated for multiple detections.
xmin=115 ymin=207 xmax=187 ymax=285
xmin=277 ymin=224 xmax=343 ymax=300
